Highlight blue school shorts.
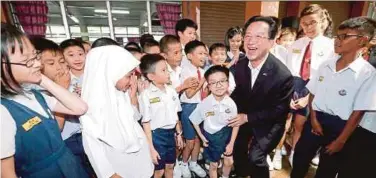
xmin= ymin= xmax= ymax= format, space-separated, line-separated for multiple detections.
xmin=203 ymin=126 xmax=232 ymax=162
xmin=152 ymin=128 xmax=176 ymax=170
xmin=181 ymin=103 xmax=198 ymax=140
xmin=291 ymin=77 xmax=310 ymax=118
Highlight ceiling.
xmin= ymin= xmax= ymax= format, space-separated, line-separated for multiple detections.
xmin=47 ymin=1 xmax=180 ymax=27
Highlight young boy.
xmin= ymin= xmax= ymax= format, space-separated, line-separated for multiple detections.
xmin=208 ymin=43 xmax=236 ymax=94
xmin=175 ymin=18 xmax=198 ymax=68
xmin=160 ymin=35 xmax=199 ymax=93
xmin=179 ymin=40 xmax=208 ymax=178
xmin=277 ymin=27 xmax=297 ymax=49
xmin=139 ymin=54 xmax=184 ymax=178
xmin=143 ymin=39 xmax=161 ymax=54
xmin=190 ymin=65 xmax=239 ymax=178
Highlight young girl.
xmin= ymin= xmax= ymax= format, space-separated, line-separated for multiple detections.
xmin=286 ymin=4 xmax=335 ymax=167
xmin=224 ymin=26 xmax=245 ymax=75
xmin=80 ymin=45 xmax=154 ymax=178
xmin=1 ymin=23 xmax=88 ymax=178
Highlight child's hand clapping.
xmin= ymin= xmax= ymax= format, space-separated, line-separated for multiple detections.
xmin=183 ymin=77 xmax=199 ymax=89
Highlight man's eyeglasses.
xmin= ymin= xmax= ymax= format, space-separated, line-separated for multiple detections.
xmin=208 ymin=79 xmax=228 ymax=87
xmin=1 ymin=50 xmax=42 ymax=68
xmin=334 ymin=34 xmax=365 ymax=41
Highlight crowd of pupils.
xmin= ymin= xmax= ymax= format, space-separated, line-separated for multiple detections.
xmin=1 ymin=3 xmax=376 ymax=178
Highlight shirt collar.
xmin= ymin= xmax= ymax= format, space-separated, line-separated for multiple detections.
xmin=327 ymin=55 xmax=365 ymax=73
xmin=167 ymin=63 xmax=181 ymax=73
xmin=208 ymin=94 xmax=230 ymax=107
xmin=149 ymin=83 xmax=167 ymax=93
xmin=248 ymin=53 xmax=268 ymax=71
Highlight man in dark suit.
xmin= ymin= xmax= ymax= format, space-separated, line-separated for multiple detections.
xmin=228 ymin=16 xmax=294 ymax=178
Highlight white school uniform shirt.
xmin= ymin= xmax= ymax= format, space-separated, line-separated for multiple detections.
xmin=287 ymin=35 xmax=335 ymax=80
xmin=167 ymin=63 xmax=182 ymax=89
xmin=1 ymin=92 xmax=57 ymax=159
xmin=355 ymin=73 xmax=376 ymax=133
xmin=189 ymin=94 xmax=237 ymax=134
xmin=61 ymin=72 xmax=83 ymax=140
xmin=248 ymin=54 xmax=268 ymax=88
xmin=306 ymin=55 xmax=376 ymax=121
xmin=180 ymin=60 xmax=205 ymax=103
xmin=139 ymin=84 xmax=181 ymax=130
xmin=205 ymin=65 xmax=236 ymax=94
xmin=270 ymin=44 xmax=288 ymax=65
xmin=181 ymin=43 xmax=190 ymax=69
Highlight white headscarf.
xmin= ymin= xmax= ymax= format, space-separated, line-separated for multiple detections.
xmin=80 ymin=45 xmax=142 ymax=153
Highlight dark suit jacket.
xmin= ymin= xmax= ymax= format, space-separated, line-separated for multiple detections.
xmin=231 ymin=53 xmax=293 ymax=151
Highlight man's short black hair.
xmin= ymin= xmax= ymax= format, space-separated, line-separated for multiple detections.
xmin=143 ymin=39 xmax=160 ymax=53
xmin=139 ymin=54 xmax=166 ymax=81
xmin=125 ymin=46 xmax=142 ymax=54
xmin=209 ymin=43 xmax=226 ymax=56
xmin=184 ymin=40 xmax=206 ymax=55
xmin=338 ymin=17 xmax=376 ymax=40
xmin=91 ymin=37 xmax=119 ymax=48
xmin=160 ymin=35 xmax=180 ymax=53
xmin=204 ymin=65 xmax=230 ymax=81
xmin=244 ymin=15 xmax=279 ymax=40
xmin=30 ymin=37 xmax=61 ymax=54
xmin=175 ymin=18 xmax=198 ymax=37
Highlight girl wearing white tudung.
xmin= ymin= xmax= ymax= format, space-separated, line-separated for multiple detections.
xmin=80 ymin=45 xmax=154 ymax=178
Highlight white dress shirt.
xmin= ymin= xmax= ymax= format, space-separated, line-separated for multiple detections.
xmin=248 ymin=54 xmax=268 ymax=88
xmin=180 ymin=60 xmax=205 ymax=103
xmin=270 ymin=44 xmax=288 ymax=65
xmin=307 ymin=55 xmax=376 ymax=121
xmin=167 ymin=63 xmax=182 ymax=89
xmin=287 ymin=35 xmax=336 ymax=80
xmin=189 ymin=94 xmax=237 ymax=134
xmin=139 ymin=84 xmax=181 ymax=130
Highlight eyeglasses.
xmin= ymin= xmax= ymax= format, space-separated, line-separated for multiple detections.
xmin=1 ymin=50 xmax=42 ymax=68
xmin=301 ymin=20 xmax=319 ymax=28
xmin=208 ymin=79 xmax=228 ymax=87
xmin=244 ymin=35 xmax=270 ymax=42
xmin=334 ymin=34 xmax=365 ymax=41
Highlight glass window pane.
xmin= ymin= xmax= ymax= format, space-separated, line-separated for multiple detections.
xmin=70 ymin=26 xmax=81 ymax=33
xmin=127 ymin=27 xmax=139 ymax=34
xmin=115 ymin=27 xmax=127 ymax=34
xmin=45 ymin=1 xmax=67 ymax=43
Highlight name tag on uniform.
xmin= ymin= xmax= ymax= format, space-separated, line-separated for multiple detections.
xmin=319 ymin=76 xmax=324 ymax=82
xmin=149 ymin=97 xmax=161 ymax=104
xmin=205 ymin=111 xmax=215 ymax=117
xmin=22 ymin=116 xmax=42 ymax=131
xmin=292 ymin=49 xmax=301 ymax=54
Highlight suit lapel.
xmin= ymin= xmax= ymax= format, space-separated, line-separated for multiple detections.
xmin=251 ymin=55 xmax=273 ymax=93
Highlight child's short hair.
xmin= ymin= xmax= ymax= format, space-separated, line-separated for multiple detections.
xmin=124 ymin=41 xmax=142 ymax=52
xmin=143 ymin=39 xmax=160 ymax=53
xmin=31 ymin=37 xmax=61 ymax=55
xmin=125 ymin=46 xmax=142 ymax=54
xmin=279 ymin=27 xmax=297 ymax=39
xmin=160 ymin=35 xmax=180 ymax=53
xmin=139 ymin=54 xmax=166 ymax=80
xmin=140 ymin=33 xmax=155 ymax=49
xmin=184 ymin=40 xmax=206 ymax=55
xmin=175 ymin=18 xmax=198 ymax=37
xmin=338 ymin=17 xmax=376 ymax=40
xmin=209 ymin=43 xmax=226 ymax=56
xmin=91 ymin=37 xmax=118 ymax=48
xmin=60 ymin=39 xmax=85 ymax=51
xmin=204 ymin=65 xmax=230 ymax=81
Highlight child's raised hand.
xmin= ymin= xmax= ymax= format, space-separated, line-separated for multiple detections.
xmin=183 ymin=77 xmax=199 ymax=89
xmin=150 ymin=148 xmax=161 ymax=165
xmin=129 ymin=74 xmax=138 ymax=96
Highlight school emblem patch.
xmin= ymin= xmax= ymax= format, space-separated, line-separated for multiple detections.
xmin=318 ymin=76 xmax=324 ymax=82
xmin=292 ymin=49 xmax=301 ymax=54
xmin=225 ymin=108 xmax=231 ymax=114
xmin=205 ymin=111 xmax=215 ymax=117
xmin=22 ymin=116 xmax=42 ymax=131
xmin=149 ymin=97 xmax=161 ymax=104
xmin=317 ymin=51 xmax=324 ymax=57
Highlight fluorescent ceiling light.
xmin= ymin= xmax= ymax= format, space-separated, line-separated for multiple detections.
xmin=94 ymin=9 xmax=130 ymax=14
xmin=69 ymin=15 xmax=80 ymax=23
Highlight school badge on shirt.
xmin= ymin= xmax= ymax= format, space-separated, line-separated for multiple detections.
xmin=338 ymin=89 xmax=347 ymax=96
xmin=205 ymin=111 xmax=215 ymax=117
xmin=149 ymin=97 xmax=161 ymax=104
xmin=22 ymin=116 xmax=42 ymax=131
xmin=225 ymin=108 xmax=231 ymax=114
xmin=318 ymin=76 xmax=324 ymax=82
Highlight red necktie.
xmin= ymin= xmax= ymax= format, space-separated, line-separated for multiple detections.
xmin=300 ymin=41 xmax=312 ymax=81
xmin=197 ymin=69 xmax=205 ymax=100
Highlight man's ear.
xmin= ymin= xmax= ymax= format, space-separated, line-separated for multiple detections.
xmin=187 ymin=53 xmax=193 ymax=61
xmin=146 ymin=72 xmax=154 ymax=82
xmin=177 ymin=31 xmax=183 ymax=39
